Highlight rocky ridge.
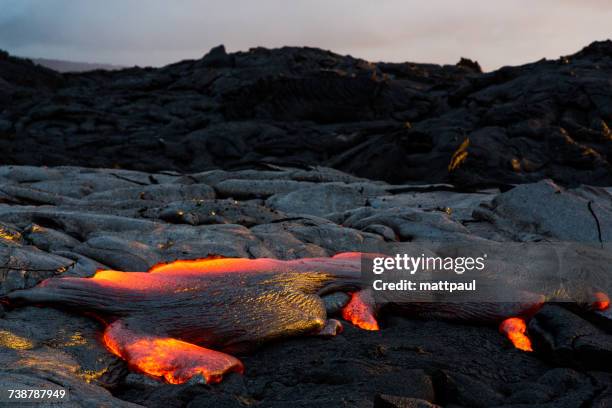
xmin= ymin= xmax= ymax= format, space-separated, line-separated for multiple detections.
xmin=1 ymin=42 xmax=612 ymax=187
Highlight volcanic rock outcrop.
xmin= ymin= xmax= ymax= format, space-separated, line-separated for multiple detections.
xmin=1 ymin=164 xmax=612 ymax=407
xmin=2 ymin=41 xmax=612 ymax=407
xmin=1 ymin=42 xmax=612 ymax=187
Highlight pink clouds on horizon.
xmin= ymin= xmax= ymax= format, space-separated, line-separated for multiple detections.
xmin=0 ymin=0 xmax=610 ymax=71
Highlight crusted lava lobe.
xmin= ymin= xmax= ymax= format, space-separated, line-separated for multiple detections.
xmin=7 ymin=254 xmax=365 ymax=383
xmin=4 ymin=253 xmax=552 ymax=384
xmin=5 ymin=252 xmax=552 ymax=384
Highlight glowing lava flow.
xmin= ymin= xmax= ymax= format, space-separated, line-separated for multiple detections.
xmin=103 ymin=322 xmax=243 ymax=384
xmin=10 ymin=253 xmax=562 ymax=385
xmin=342 ymin=291 xmax=380 ymax=331
xmin=499 ymin=317 xmax=533 ymax=352
xmin=592 ymin=292 xmax=610 ymax=311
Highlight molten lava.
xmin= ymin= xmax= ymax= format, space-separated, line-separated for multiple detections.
xmin=592 ymin=291 xmax=610 ymax=311
xmin=8 ymin=252 xmax=560 ymax=385
xmin=342 ymin=291 xmax=380 ymax=331
xmin=103 ymin=322 xmax=243 ymax=384
xmin=499 ymin=317 xmax=533 ymax=352
xmin=10 ymin=254 xmax=365 ymax=384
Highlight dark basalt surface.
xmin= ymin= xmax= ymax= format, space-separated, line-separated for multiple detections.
xmin=1 ymin=41 xmax=612 ymax=407
xmin=1 ymin=41 xmax=612 ymax=187
xmin=1 ymin=165 xmax=612 ymax=407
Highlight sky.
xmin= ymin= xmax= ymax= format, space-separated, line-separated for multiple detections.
xmin=0 ymin=0 xmax=611 ymax=71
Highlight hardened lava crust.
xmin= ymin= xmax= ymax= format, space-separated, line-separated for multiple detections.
xmin=0 ymin=165 xmax=611 ymax=407
xmin=1 ymin=41 xmax=612 ymax=407
xmin=1 ymin=41 xmax=612 ymax=188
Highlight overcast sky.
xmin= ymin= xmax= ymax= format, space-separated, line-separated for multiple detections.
xmin=0 ymin=0 xmax=610 ymax=71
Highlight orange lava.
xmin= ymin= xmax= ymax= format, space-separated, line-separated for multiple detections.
xmin=90 ymin=254 xmax=363 ymax=384
xmin=149 ymin=257 xmax=280 ymax=275
xmin=499 ymin=317 xmax=533 ymax=352
xmin=592 ymin=292 xmax=610 ymax=311
xmin=342 ymin=291 xmax=379 ymax=331
xmin=28 ymin=253 xmax=562 ymax=384
xmin=89 ymin=258 xmax=299 ymax=292
xmin=91 ymin=258 xmax=282 ymax=287
xmin=103 ymin=323 xmax=243 ymax=384
xmin=148 ymin=252 xmax=362 ymax=275
xmin=88 ymin=254 xmax=362 ymax=294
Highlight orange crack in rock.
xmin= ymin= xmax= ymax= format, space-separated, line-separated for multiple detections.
xmin=448 ymin=138 xmax=470 ymax=172
xmin=342 ymin=291 xmax=379 ymax=331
